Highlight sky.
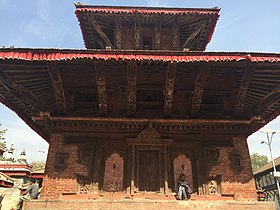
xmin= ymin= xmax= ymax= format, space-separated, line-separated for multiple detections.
xmin=0 ymin=0 xmax=280 ymax=162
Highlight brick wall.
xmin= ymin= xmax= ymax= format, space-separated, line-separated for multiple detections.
xmin=208 ymin=136 xmax=257 ymax=200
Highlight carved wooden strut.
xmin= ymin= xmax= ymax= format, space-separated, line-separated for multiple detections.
xmin=234 ymin=63 xmax=256 ymax=116
xmin=164 ymin=63 xmax=176 ymax=116
xmin=115 ymin=16 xmax=122 ymax=49
xmin=190 ymin=66 xmax=210 ymax=117
xmin=48 ymin=62 xmax=66 ymax=113
xmin=127 ymin=61 xmax=137 ymax=115
xmin=95 ymin=62 xmax=108 ymax=115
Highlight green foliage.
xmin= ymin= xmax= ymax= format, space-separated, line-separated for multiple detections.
xmin=30 ymin=160 xmax=46 ymax=170
xmin=0 ymin=123 xmax=7 ymax=148
xmin=250 ymin=153 xmax=269 ymax=172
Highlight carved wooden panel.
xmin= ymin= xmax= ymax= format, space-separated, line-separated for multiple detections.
xmin=103 ymin=153 xmax=124 ymax=192
xmin=54 ymin=152 xmax=69 ymax=171
xmin=229 ymin=149 xmax=243 ymax=173
xmin=94 ymin=62 xmax=108 ymax=115
xmin=164 ymin=63 xmax=176 ymax=116
xmin=205 ymin=147 xmax=220 ymax=166
xmin=234 ymin=63 xmax=255 ymax=115
xmin=172 ymin=17 xmax=178 ymax=50
xmin=155 ymin=18 xmax=161 ymax=50
xmin=127 ymin=61 xmax=137 ymax=115
xmin=48 ymin=62 xmax=66 ymax=113
xmin=138 ymin=150 xmax=160 ymax=191
xmin=190 ymin=66 xmax=210 ymax=117
xmin=134 ymin=17 xmax=141 ymax=49
xmin=173 ymin=154 xmax=193 ymax=189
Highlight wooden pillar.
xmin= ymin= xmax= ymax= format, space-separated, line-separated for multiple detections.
xmin=163 ymin=146 xmax=169 ymax=194
xmin=131 ymin=145 xmax=136 ymax=194
xmin=92 ymin=142 xmax=102 ymax=194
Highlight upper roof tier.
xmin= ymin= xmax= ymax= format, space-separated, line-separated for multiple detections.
xmin=75 ymin=4 xmax=220 ymax=51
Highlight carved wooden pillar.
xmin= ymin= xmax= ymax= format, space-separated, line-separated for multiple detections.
xmin=92 ymin=142 xmax=102 ymax=194
xmin=163 ymin=146 xmax=169 ymax=194
xmin=134 ymin=16 xmax=141 ymax=50
xmin=155 ymin=18 xmax=161 ymax=50
xmin=195 ymin=145 xmax=204 ymax=195
xmin=164 ymin=63 xmax=176 ymax=117
xmin=172 ymin=17 xmax=178 ymax=50
xmin=94 ymin=61 xmax=108 ymax=116
xmin=115 ymin=16 xmax=122 ymax=49
xmin=190 ymin=66 xmax=210 ymax=117
xmin=47 ymin=62 xmax=66 ymax=113
xmin=127 ymin=61 xmax=137 ymax=115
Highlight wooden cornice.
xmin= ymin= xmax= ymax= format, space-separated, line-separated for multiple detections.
xmin=47 ymin=62 xmax=66 ymax=113
xmin=94 ymin=61 xmax=108 ymax=115
xmin=234 ymin=63 xmax=256 ymax=116
xmin=88 ymin=15 xmax=113 ymax=48
xmin=163 ymin=63 xmax=176 ymax=117
xmin=0 ymin=70 xmax=46 ymax=112
xmin=127 ymin=61 xmax=137 ymax=115
xmin=190 ymin=66 xmax=210 ymax=117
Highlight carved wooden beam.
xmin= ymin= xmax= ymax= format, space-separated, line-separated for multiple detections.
xmin=182 ymin=22 xmax=205 ymax=49
xmin=134 ymin=16 xmax=141 ymax=50
xmin=115 ymin=16 xmax=122 ymax=49
xmin=164 ymin=63 xmax=176 ymax=117
xmin=155 ymin=18 xmax=161 ymax=50
xmin=47 ymin=62 xmax=66 ymax=113
xmin=190 ymin=66 xmax=210 ymax=117
xmin=127 ymin=61 xmax=137 ymax=115
xmin=88 ymin=15 xmax=113 ymax=48
xmin=172 ymin=17 xmax=178 ymax=50
xmin=94 ymin=61 xmax=108 ymax=115
xmin=234 ymin=63 xmax=256 ymax=116
xmin=0 ymin=70 xmax=46 ymax=112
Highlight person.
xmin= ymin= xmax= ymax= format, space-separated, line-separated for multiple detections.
xmin=21 ymin=179 xmax=39 ymax=201
xmin=176 ymin=174 xmax=192 ymax=200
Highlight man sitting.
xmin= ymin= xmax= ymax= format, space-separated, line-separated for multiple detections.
xmin=21 ymin=179 xmax=39 ymax=201
xmin=176 ymin=174 xmax=192 ymax=200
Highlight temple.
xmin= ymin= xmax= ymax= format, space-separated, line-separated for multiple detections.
xmin=0 ymin=4 xmax=279 ymax=210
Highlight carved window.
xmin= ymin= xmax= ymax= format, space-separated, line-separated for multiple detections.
xmin=142 ymin=36 xmax=153 ymax=50
xmin=205 ymin=148 xmax=220 ymax=166
xmin=137 ymin=89 xmax=163 ymax=112
xmin=229 ymin=151 xmax=243 ymax=173
xmin=54 ymin=152 xmax=69 ymax=171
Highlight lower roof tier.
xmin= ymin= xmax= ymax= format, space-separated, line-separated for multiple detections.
xmin=0 ymin=48 xmax=280 ymax=141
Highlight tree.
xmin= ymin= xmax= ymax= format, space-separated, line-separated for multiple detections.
xmin=0 ymin=123 xmax=7 ymax=148
xmin=30 ymin=160 xmax=46 ymax=170
xmin=250 ymin=153 xmax=269 ymax=172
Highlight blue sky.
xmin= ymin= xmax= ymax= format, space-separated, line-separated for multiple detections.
xmin=0 ymin=0 xmax=280 ymax=162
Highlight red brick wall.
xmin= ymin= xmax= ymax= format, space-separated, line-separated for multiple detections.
xmin=208 ymin=136 xmax=257 ymax=200
xmin=40 ymin=133 xmax=88 ymax=200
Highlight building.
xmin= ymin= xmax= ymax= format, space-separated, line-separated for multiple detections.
xmin=254 ymin=156 xmax=280 ymax=205
xmin=0 ymin=4 xmax=279 ymax=210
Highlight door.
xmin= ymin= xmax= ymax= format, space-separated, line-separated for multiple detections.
xmin=138 ymin=150 xmax=160 ymax=192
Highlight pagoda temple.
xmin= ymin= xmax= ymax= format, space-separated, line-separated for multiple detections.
xmin=0 ymin=4 xmax=279 ymax=210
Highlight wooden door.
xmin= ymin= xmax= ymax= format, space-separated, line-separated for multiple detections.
xmin=138 ymin=150 xmax=160 ymax=192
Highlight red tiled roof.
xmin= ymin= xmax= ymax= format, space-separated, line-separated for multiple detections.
xmin=0 ymin=49 xmax=280 ymax=63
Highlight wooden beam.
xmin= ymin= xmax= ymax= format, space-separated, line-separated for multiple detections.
xmin=163 ymin=63 xmax=176 ymax=117
xmin=94 ymin=61 xmax=108 ymax=115
xmin=0 ymin=70 xmax=46 ymax=112
xmin=234 ymin=63 xmax=256 ymax=116
xmin=47 ymin=62 xmax=66 ymax=113
xmin=88 ymin=15 xmax=113 ymax=48
xmin=115 ymin=16 xmax=122 ymax=49
xmin=127 ymin=61 xmax=137 ymax=115
xmin=190 ymin=66 xmax=210 ymax=117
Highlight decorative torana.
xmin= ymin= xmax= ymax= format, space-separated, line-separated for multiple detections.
xmin=164 ymin=63 xmax=176 ymax=116
xmin=234 ymin=63 xmax=256 ymax=116
xmin=115 ymin=16 xmax=122 ymax=49
xmin=47 ymin=62 xmax=66 ymax=113
xmin=127 ymin=61 xmax=137 ymax=115
xmin=137 ymin=124 xmax=161 ymax=140
xmin=95 ymin=61 xmax=108 ymax=115
xmin=190 ymin=66 xmax=210 ymax=117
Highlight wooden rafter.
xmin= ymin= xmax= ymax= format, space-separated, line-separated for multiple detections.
xmin=0 ymin=69 xmax=46 ymax=112
xmin=47 ymin=62 xmax=66 ymax=113
xmin=88 ymin=15 xmax=113 ymax=48
xmin=234 ymin=63 xmax=256 ymax=116
xmin=94 ymin=61 xmax=108 ymax=115
xmin=163 ymin=63 xmax=176 ymax=117
xmin=190 ymin=66 xmax=210 ymax=117
xmin=127 ymin=61 xmax=137 ymax=115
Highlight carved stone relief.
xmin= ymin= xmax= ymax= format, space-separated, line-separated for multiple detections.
xmin=103 ymin=153 xmax=124 ymax=192
xmin=206 ymin=176 xmax=221 ymax=196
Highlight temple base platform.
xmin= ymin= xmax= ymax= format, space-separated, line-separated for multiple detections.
xmin=22 ymin=194 xmax=275 ymax=210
